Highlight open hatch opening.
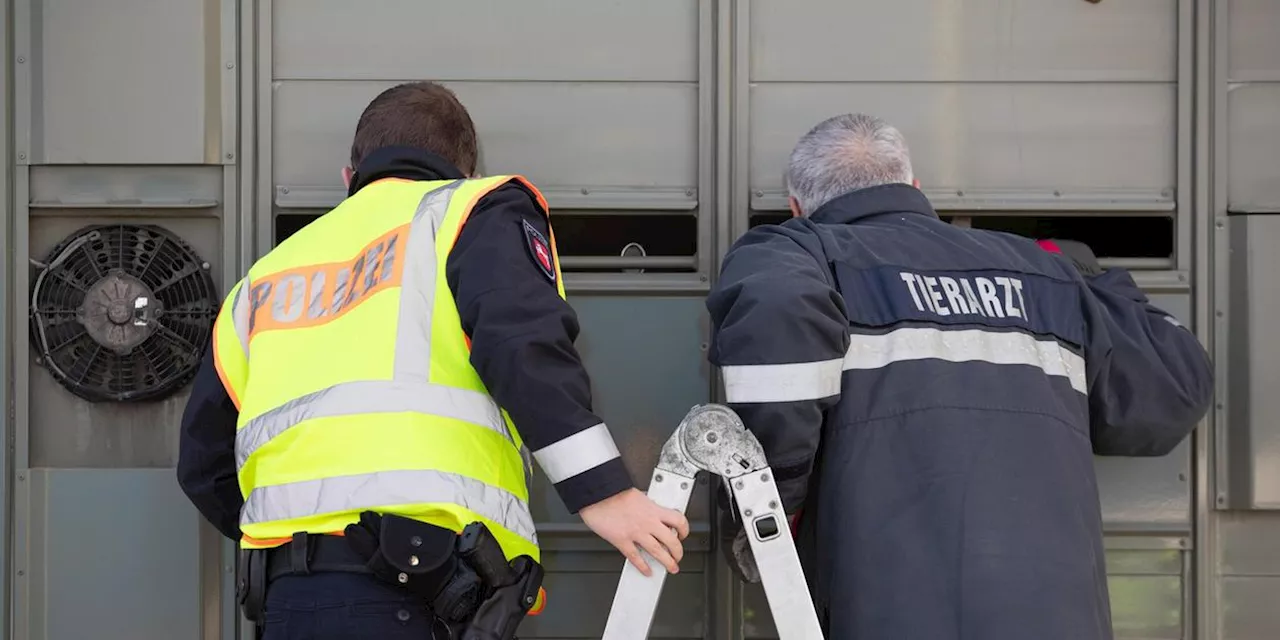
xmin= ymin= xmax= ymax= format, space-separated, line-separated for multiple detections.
xmin=748 ymin=212 xmax=1175 ymax=266
xmin=275 ymin=212 xmax=700 ymax=274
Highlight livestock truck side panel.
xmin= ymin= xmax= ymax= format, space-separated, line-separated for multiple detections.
xmin=2 ymin=1 xmax=1278 ymax=638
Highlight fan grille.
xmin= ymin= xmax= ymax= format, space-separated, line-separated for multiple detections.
xmin=30 ymin=224 xmax=219 ymax=403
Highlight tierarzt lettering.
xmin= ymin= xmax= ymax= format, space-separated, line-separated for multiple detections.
xmin=899 ymin=271 xmax=1028 ymax=321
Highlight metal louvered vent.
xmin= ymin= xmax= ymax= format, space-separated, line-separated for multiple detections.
xmin=29 ymin=224 xmax=219 ymax=403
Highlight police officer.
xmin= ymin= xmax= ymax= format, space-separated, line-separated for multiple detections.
xmin=177 ymin=81 xmax=689 ymax=639
xmin=706 ymin=113 xmax=1213 ymax=640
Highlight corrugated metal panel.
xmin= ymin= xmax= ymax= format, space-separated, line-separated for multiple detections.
xmin=1224 ymin=216 xmax=1280 ymax=509
xmin=749 ymin=84 xmax=1176 ymax=210
xmin=24 ymin=470 xmax=204 ymax=640
xmin=749 ymin=0 xmax=1176 ymax=83
xmin=26 ymin=0 xmax=222 ymax=164
xmin=1220 ymin=512 xmax=1280 ymax=638
xmin=272 ymin=0 xmax=698 ymax=82
xmin=1225 ymin=0 xmax=1280 ymax=213
xmin=272 ymin=81 xmax=698 ymax=198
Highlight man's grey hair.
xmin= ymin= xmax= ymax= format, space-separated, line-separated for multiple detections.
xmin=784 ymin=113 xmax=915 ymax=215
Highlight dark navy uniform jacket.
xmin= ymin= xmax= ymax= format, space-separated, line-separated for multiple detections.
xmin=706 ymin=184 xmax=1213 ymax=640
xmin=178 ymin=147 xmax=634 ymax=541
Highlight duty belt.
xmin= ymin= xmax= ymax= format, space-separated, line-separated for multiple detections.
xmin=268 ymin=532 xmax=372 ymax=581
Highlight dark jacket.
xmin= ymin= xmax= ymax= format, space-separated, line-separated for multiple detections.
xmin=706 ymin=183 xmax=1214 ymax=640
xmin=177 ymin=147 xmax=634 ymax=541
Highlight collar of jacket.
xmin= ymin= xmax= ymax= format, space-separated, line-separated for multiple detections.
xmin=347 ymin=146 xmax=468 ymax=197
xmin=807 ymin=183 xmax=941 ymax=225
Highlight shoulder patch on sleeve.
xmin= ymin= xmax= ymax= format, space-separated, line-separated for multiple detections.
xmin=522 ymin=219 xmax=557 ymax=283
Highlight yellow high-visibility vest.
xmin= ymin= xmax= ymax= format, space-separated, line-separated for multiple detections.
xmin=211 ymin=176 xmax=562 ymax=612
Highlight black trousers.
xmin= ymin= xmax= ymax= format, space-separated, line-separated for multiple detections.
xmin=261 ymin=572 xmax=462 ymax=640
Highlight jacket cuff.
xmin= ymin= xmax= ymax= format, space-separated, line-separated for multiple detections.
xmin=555 ymin=457 xmax=635 ymax=514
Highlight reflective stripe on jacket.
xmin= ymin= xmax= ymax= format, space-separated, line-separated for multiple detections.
xmin=211 ymin=176 xmax=562 ymax=574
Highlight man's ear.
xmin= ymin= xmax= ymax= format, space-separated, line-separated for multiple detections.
xmin=341 ymin=166 xmax=355 ymax=189
xmin=788 ymin=196 xmax=803 ymax=218
xmin=912 ymin=177 xmax=921 ymax=189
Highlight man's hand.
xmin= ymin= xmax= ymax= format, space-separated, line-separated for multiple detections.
xmin=579 ymin=488 xmax=690 ymax=577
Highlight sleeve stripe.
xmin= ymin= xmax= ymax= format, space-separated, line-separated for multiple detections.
xmin=532 ymin=423 xmax=621 ymax=484
xmin=722 ymin=358 xmax=845 ymax=403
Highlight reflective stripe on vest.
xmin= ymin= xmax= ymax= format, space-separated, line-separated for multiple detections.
xmin=215 ymin=176 xmax=560 ymax=568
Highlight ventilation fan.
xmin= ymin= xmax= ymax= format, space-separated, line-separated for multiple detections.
xmin=29 ymin=224 xmax=220 ymax=403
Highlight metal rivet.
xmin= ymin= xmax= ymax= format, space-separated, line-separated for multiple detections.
xmin=706 ymin=432 xmax=718 ymax=444
xmin=1216 ymin=221 xmax=1224 ymax=229
xmin=226 ymin=153 xmax=234 ymax=160
xmin=226 ymin=62 xmax=234 ymax=69
xmin=654 ymin=473 xmax=664 ymax=483
xmin=685 ymin=189 xmax=694 ymax=197
xmin=1216 ymin=310 xmax=1224 ymax=317
xmin=753 ymin=190 xmax=763 ymax=198
xmin=1053 ymin=190 xmax=1062 ymax=197
xmin=744 ymin=509 xmax=753 ymax=517
xmin=17 ymin=153 xmax=25 ymax=160
xmin=525 ymin=595 xmax=535 ymax=605
xmin=409 ymin=555 xmax=419 ymax=566
xmin=680 ymin=482 xmax=689 ymax=490
xmin=760 ymin=473 xmax=770 ymax=483
xmin=955 ymin=190 xmax=965 ymax=197
xmin=16 ymin=56 xmax=24 ymax=63
xmin=410 ymin=536 xmax=422 ymax=547
xmin=17 ymin=475 xmax=23 ymax=482
xmin=280 ymin=187 xmax=290 ymax=194
xmin=580 ymin=188 xmax=590 ymax=195
xmin=768 ymin=501 xmax=778 ymax=510
xmin=397 ymin=609 xmax=411 ymax=622
xmin=17 ymin=570 xmax=23 ymax=577
xmin=735 ymin=481 xmax=744 ymax=490
xmin=398 ymin=572 xmax=408 ymax=583
xmin=1178 ymin=473 xmax=1187 ymax=482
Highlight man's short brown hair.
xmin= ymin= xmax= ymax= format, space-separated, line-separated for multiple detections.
xmin=349 ymin=81 xmax=478 ymax=174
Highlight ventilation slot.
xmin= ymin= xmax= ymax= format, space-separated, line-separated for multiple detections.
xmin=749 ymin=213 xmax=1174 ymax=270
xmin=965 ymin=214 xmax=1174 ymax=269
xmin=275 ymin=213 xmax=319 ymax=246
xmin=551 ymin=213 xmax=697 ymax=273
xmin=276 ymin=211 xmax=699 ymax=274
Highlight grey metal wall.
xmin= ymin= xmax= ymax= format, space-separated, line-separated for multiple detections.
xmin=0 ymin=1 xmax=1276 ymax=639
xmin=1213 ymin=1 xmax=1280 ymax=638
xmin=6 ymin=0 xmax=240 ymax=638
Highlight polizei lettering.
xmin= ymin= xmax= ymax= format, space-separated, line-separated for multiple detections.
xmin=898 ymin=271 xmax=1027 ymax=321
xmin=247 ymin=224 xmax=409 ymax=337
